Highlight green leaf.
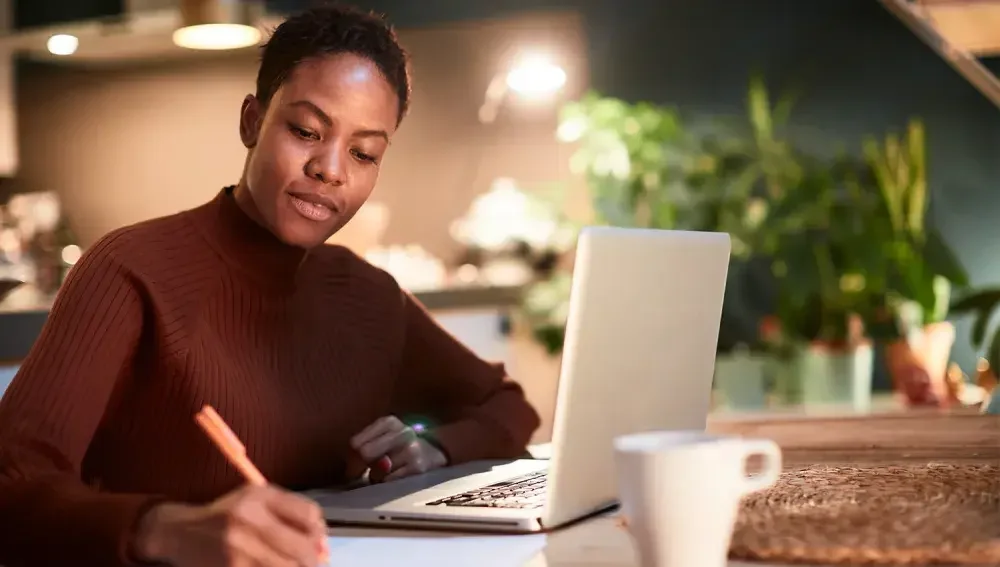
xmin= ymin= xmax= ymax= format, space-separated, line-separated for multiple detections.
xmin=747 ymin=74 xmax=773 ymax=145
xmin=864 ymin=137 xmax=904 ymax=232
xmin=770 ymin=86 xmax=800 ymax=128
xmin=949 ymin=289 xmax=1000 ymax=315
xmin=900 ymin=258 xmax=936 ymax=317
xmin=905 ymin=119 xmax=927 ymax=235
xmin=988 ymin=322 xmax=1000 ymax=371
xmin=949 ymin=289 xmax=1000 ymax=348
xmin=972 ymin=309 xmax=991 ymax=348
xmin=931 ymin=275 xmax=951 ymax=324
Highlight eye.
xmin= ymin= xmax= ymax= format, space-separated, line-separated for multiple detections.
xmin=289 ymin=124 xmax=319 ymax=140
xmin=351 ymin=149 xmax=377 ymax=164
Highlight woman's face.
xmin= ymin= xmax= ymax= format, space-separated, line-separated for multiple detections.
xmin=239 ymin=52 xmax=399 ymax=248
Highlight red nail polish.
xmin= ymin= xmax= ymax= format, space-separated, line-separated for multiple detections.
xmin=377 ymin=455 xmax=392 ymax=471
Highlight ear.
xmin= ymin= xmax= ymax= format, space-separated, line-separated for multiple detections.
xmin=239 ymin=94 xmax=264 ymax=148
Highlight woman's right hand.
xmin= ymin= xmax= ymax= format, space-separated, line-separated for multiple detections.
xmin=134 ymin=484 xmax=328 ymax=567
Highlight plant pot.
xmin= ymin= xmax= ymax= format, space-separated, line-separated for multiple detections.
xmin=885 ymin=322 xmax=956 ymax=407
xmin=775 ymin=342 xmax=874 ymax=412
xmin=713 ymin=352 xmax=769 ymax=410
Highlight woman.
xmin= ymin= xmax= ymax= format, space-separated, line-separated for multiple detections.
xmin=0 ymin=5 xmax=540 ymax=567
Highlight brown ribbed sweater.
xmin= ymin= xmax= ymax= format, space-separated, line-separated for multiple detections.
xmin=0 ymin=187 xmax=540 ymax=567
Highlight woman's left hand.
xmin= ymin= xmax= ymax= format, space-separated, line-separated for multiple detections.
xmin=348 ymin=416 xmax=448 ymax=483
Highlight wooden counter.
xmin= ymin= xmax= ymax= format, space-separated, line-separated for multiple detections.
xmin=706 ymin=409 xmax=1000 ymax=467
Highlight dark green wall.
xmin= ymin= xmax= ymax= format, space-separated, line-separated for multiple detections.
xmin=600 ymin=0 xmax=1000 ymax=377
xmin=586 ymin=0 xmax=1000 ymax=380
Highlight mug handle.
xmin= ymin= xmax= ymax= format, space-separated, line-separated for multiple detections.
xmin=738 ymin=439 xmax=783 ymax=494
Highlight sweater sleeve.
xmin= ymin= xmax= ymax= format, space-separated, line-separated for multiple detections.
xmin=0 ymin=237 xmax=163 ymax=567
xmin=390 ymin=291 xmax=540 ymax=464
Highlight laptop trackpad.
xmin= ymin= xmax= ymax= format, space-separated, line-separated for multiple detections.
xmin=304 ymin=459 xmax=544 ymax=509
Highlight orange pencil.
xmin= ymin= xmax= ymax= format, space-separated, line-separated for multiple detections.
xmin=195 ymin=405 xmax=330 ymax=565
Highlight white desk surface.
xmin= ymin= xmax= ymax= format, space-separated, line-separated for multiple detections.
xmin=326 ymin=514 xmax=832 ymax=567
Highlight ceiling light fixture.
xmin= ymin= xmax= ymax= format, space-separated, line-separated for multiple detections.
xmin=46 ymin=34 xmax=79 ymax=56
xmin=172 ymin=0 xmax=263 ymax=51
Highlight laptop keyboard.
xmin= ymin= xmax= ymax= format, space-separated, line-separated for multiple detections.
xmin=424 ymin=471 xmax=547 ymax=509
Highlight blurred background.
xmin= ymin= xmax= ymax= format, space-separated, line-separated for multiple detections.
xmin=0 ymin=0 xmax=998 ymax=439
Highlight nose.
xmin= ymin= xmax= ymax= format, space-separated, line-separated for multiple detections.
xmin=305 ymin=150 xmax=346 ymax=186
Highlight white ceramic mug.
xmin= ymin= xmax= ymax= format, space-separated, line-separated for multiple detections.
xmin=613 ymin=430 xmax=783 ymax=567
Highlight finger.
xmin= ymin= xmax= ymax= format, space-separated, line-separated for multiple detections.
xmin=350 ymin=416 xmax=403 ymax=448
xmin=368 ymin=454 xmax=397 ymax=484
xmin=354 ymin=427 xmax=416 ymax=463
xmin=354 ymin=431 xmax=401 ymax=463
xmin=344 ymin=451 xmax=368 ymax=480
xmin=248 ymin=518 xmax=320 ymax=567
xmin=384 ymin=462 xmax=420 ymax=482
xmin=372 ymin=442 xmax=418 ymax=484
xmin=263 ymin=487 xmax=327 ymax=537
xmin=376 ymin=455 xmax=393 ymax=472
xmin=369 ymin=463 xmax=387 ymax=484
xmin=237 ymin=488 xmax=324 ymax=566
xmin=226 ymin=525 xmax=299 ymax=567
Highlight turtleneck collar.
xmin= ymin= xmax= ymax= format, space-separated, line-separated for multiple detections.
xmin=193 ymin=186 xmax=309 ymax=290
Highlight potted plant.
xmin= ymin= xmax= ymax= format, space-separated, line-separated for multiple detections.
xmin=716 ymin=76 xmax=970 ymax=411
xmin=761 ymin=162 xmax=883 ymax=412
xmin=733 ymin=78 xmax=972 ymax=410
xmin=860 ymin=119 xmax=969 ymax=406
xmin=695 ymin=76 xmax=875 ymax=410
xmin=712 ymin=314 xmax=776 ymax=411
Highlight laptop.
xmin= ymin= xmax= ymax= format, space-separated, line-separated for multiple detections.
xmin=307 ymin=226 xmax=731 ymax=532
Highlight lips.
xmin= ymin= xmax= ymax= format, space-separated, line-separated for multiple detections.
xmin=287 ymin=191 xmax=340 ymax=223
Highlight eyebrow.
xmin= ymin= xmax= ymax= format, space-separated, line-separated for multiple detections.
xmin=288 ymin=100 xmax=389 ymax=142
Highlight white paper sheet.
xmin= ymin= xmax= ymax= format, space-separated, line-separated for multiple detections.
xmin=325 ymin=534 xmax=548 ymax=567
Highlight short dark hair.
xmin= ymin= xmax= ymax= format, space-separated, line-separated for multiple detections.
xmin=255 ymin=4 xmax=411 ymax=125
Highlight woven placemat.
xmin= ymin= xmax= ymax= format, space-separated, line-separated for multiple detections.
xmin=730 ymin=464 xmax=1000 ymax=565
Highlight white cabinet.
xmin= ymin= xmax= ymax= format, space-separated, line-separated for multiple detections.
xmin=0 ymin=365 xmax=17 ymax=399
xmin=432 ymin=309 xmax=510 ymax=366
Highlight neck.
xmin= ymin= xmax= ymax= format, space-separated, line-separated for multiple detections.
xmin=193 ymin=186 xmax=310 ymax=290
xmin=233 ymin=179 xmax=267 ymax=228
